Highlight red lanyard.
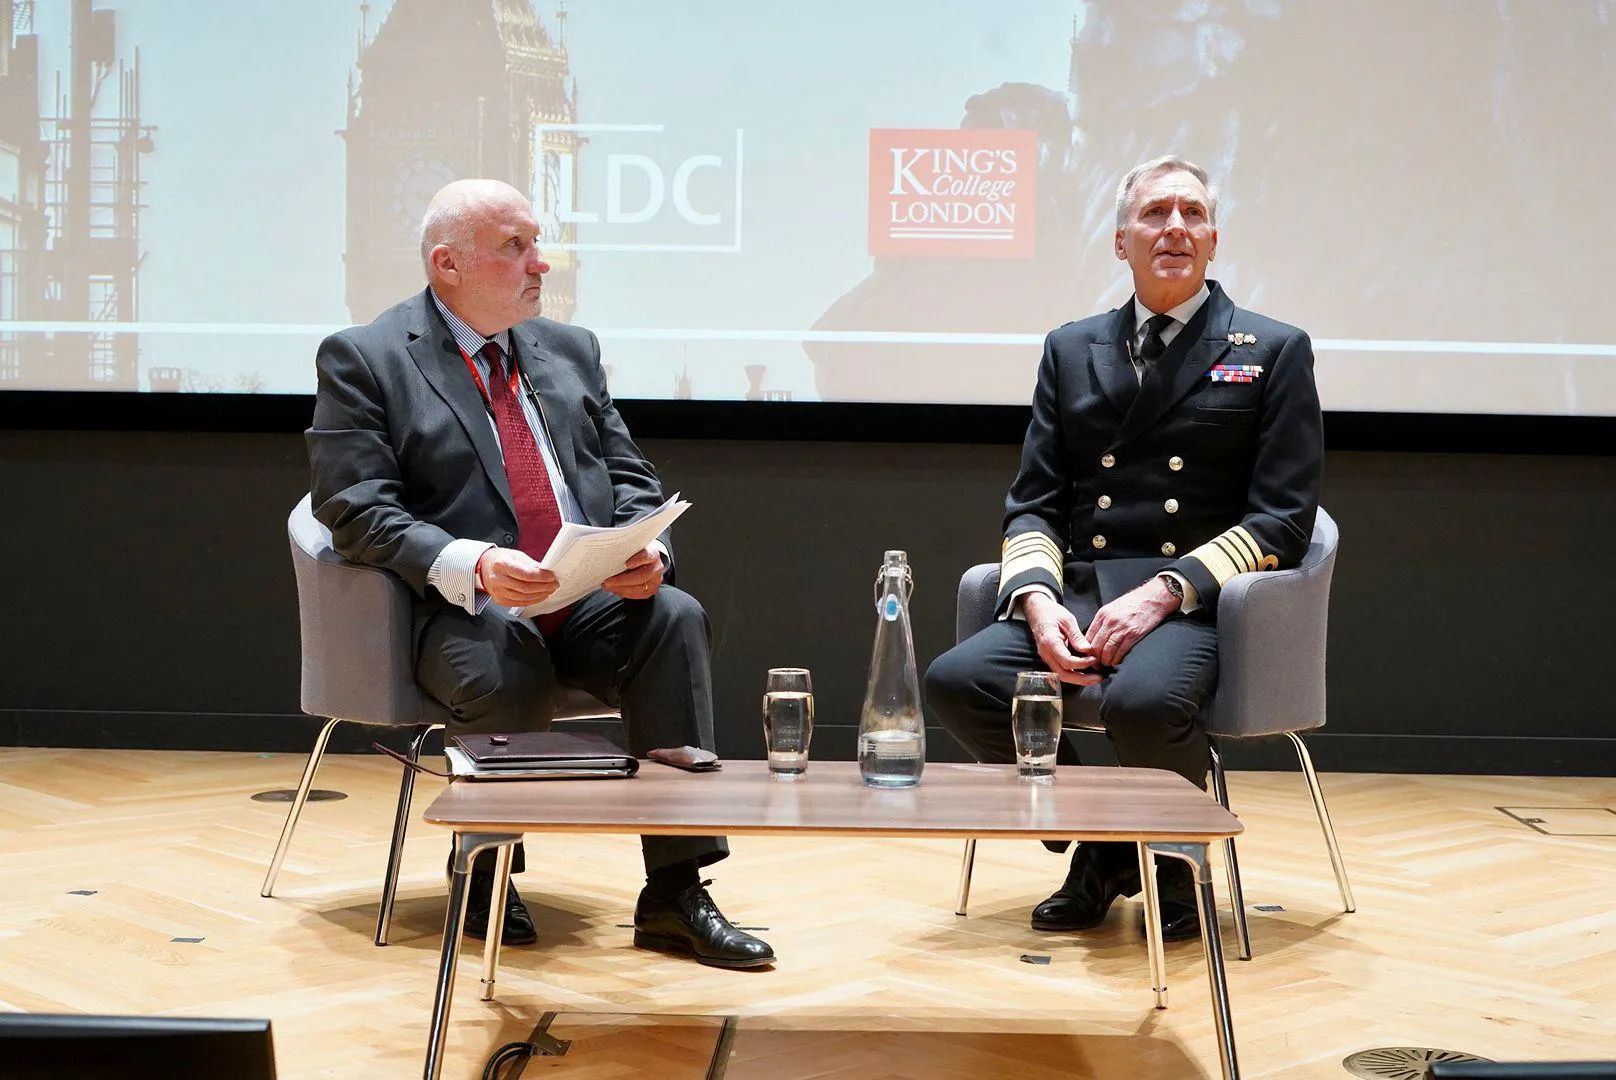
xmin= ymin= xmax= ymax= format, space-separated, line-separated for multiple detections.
xmin=459 ymin=345 xmax=520 ymax=409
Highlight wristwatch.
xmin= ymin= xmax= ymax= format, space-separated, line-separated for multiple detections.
xmin=1156 ymin=573 xmax=1184 ymax=602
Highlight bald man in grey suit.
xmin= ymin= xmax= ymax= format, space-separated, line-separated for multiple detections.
xmin=307 ymin=179 xmax=773 ymax=969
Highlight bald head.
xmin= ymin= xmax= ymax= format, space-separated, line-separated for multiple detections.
xmin=420 ymin=179 xmax=529 ymax=270
xmin=420 ymin=178 xmax=550 ymax=336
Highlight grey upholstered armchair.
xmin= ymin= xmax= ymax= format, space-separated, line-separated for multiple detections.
xmin=951 ymin=507 xmax=1353 ymax=959
xmin=262 ymin=495 xmax=619 ymax=945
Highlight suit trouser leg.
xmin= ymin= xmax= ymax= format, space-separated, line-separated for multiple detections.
xmin=416 ymin=603 xmax=562 ymax=877
xmin=1096 ymin=614 xmax=1218 ymax=788
xmin=926 ymin=608 xmax=1218 ymax=891
xmin=414 ymin=587 xmax=727 ymax=878
xmin=924 ymin=620 xmax=1084 ymax=767
xmin=925 ymin=611 xmax=1216 ymax=786
xmin=546 ymin=585 xmax=728 ymax=875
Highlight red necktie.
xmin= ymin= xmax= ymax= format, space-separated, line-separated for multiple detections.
xmin=482 ymin=341 xmax=572 ymax=634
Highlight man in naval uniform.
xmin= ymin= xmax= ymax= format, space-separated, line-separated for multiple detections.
xmin=924 ymin=155 xmax=1323 ymax=941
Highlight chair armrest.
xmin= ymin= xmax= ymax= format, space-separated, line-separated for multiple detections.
xmin=1207 ymin=534 xmax=1337 ymax=737
xmin=290 ymin=531 xmax=432 ymax=727
xmin=956 ymin=564 xmax=1002 ymax=645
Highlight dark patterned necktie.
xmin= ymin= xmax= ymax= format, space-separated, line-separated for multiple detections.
xmin=482 ymin=341 xmax=571 ymax=634
xmin=1134 ymin=312 xmax=1175 ymax=404
xmin=1138 ymin=312 xmax=1174 ymax=364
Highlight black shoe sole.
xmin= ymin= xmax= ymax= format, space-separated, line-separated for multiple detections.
xmin=632 ymin=929 xmax=775 ymax=969
xmin=464 ymin=925 xmax=538 ymax=947
xmin=1030 ymin=912 xmax=1109 ymax=932
xmin=1136 ymin=912 xmax=1202 ymax=942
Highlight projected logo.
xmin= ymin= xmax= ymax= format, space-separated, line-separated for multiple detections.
xmin=869 ymin=129 xmax=1037 ymax=259
xmin=535 ymin=124 xmax=744 ymax=252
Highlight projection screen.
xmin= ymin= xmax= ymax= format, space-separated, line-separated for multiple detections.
xmin=0 ymin=0 xmax=1612 ymax=416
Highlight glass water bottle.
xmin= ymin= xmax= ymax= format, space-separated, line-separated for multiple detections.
xmin=857 ymin=550 xmax=925 ymax=787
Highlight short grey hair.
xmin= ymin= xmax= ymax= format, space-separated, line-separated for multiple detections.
xmin=1114 ymin=155 xmax=1219 ymax=228
xmin=419 ymin=197 xmax=475 ymax=270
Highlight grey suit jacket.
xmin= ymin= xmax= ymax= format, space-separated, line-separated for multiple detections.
xmin=306 ymin=289 xmax=670 ymax=607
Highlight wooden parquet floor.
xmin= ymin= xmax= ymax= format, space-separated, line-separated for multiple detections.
xmin=1 ymin=748 xmax=1612 ymax=1078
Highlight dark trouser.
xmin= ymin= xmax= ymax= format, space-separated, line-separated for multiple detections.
xmin=923 ymin=599 xmax=1218 ymax=788
xmin=415 ymin=584 xmax=727 ymax=878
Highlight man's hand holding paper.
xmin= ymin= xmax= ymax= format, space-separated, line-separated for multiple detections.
xmin=477 ymin=548 xmax=560 ymax=608
xmin=517 ymin=494 xmax=692 ymax=616
xmin=602 ymin=545 xmax=666 ymax=600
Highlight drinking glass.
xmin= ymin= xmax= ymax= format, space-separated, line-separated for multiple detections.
xmin=1012 ymin=671 xmax=1062 ymax=783
xmin=763 ymin=667 xmax=814 ymax=780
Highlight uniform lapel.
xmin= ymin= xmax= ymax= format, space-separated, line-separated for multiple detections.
xmin=1089 ymin=304 xmax=1138 ymax=416
xmin=510 ymin=321 xmax=580 ymax=489
xmin=1114 ymin=282 xmax=1233 ymax=445
xmin=405 ymin=292 xmax=516 ymax=521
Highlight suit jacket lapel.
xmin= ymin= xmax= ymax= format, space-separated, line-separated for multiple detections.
xmin=1114 ymin=283 xmax=1234 ymax=445
xmin=405 ymin=292 xmax=517 ymax=521
xmin=510 ymin=322 xmax=581 ymax=490
xmin=1090 ymin=304 xmax=1138 ymax=416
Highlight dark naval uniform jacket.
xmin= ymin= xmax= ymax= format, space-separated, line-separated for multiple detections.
xmin=997 ymin=280 xmax=1322 ymax=617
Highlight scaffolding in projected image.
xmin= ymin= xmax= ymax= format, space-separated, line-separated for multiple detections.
xmin=0 ymin=0 xmax=151 ymax=390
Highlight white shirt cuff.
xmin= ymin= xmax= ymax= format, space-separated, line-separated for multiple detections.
xmin=1162 ymin=571 xmax=1201 ymax=614
xmin=427 ymin=539 xmax=496 ymax=615
xmin=1003 ymin=583 xmax=1059 ymax=622
xmin=651 ymin=539 xmax=670 ymax=569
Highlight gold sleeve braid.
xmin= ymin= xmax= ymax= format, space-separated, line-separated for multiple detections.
xmin=1001 ymin=531 xmax=1063 ymax=589
xmin=1184 ymin=524 xmax=1279 ymax=587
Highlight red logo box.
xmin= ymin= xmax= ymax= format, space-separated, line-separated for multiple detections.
xmin=868 ymin=128 xmax=1038 ymax=259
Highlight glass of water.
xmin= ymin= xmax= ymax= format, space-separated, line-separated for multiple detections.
xmin=763 ymin=667 xmax=814 ymax=780
xmin=1012 ymin=671 xmax=1062 ymax=783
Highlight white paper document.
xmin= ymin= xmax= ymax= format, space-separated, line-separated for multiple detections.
xmin=517 ymin=494 xmax=691 ymax=616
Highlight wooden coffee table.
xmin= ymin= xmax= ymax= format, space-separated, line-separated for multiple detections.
xmin=420 ymin=761 xmax=1245 ymax=1079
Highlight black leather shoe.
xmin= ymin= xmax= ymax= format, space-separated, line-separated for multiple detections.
xmin=1137 ymin=861 xmax=1201 ymax=942
xmin=1031 ymin=842 xmax=1141 ymax=931
xmin=633 ymin=881 xmax=775 ymax=969
xmin=463 ymin=872 xmax=538 ymax=947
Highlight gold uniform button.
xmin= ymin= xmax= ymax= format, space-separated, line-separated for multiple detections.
xmin=1097 ymin=495 xmax=1112 ymax=509
xmin=1161 ymin=542 xmax=1176 ymax=556
xmin=1164 ymin=498 xmax=1179 ymax=514
xmin=1101 ymin=453 xmax=1116 ymax=468
xmin=1168 ymin=455 xmax=1184 ymax=471
xmin=1092 ymin=535 xmax=1107 ymax=549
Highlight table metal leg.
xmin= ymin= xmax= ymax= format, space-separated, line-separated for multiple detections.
xmin=480 ymin=843 xmax=514 ymax=1002
xmin=424 ymin=831 xmax=521 ymax=1080
xmin=955 ymin=839 xmax=977 ymax=917
xmin=1149 ymin=842 xmax=1239 ymax=1080
xmin=1136 ymin=841 xmax=1168 ymax=1009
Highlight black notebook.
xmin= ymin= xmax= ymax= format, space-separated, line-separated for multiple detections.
xmin=449 ymin=731 xmax=639 ymax=776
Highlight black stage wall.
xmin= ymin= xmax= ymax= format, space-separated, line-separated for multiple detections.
xmin=1 ymin=428 xmax=1612 ymax=775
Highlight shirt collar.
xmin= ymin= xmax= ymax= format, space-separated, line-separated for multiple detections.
xmin=1132 ymin=282 xmax=1210 ymax=339
xmin=429 ymin=288 xmax=510 ymax=363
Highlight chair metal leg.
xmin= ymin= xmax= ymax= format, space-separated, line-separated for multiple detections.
xmin=1285 ymin=731 xmax=1356 ymax=913
xmin=375 ymin=723 xmax=439 ymax=946
xmin=1207 ymin=742 xmax=1253 ymax=961
xmin=955 ymin=839 xmax=977 ymax=916
xmin=261 ymin=716 xmax=342 ymax=898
